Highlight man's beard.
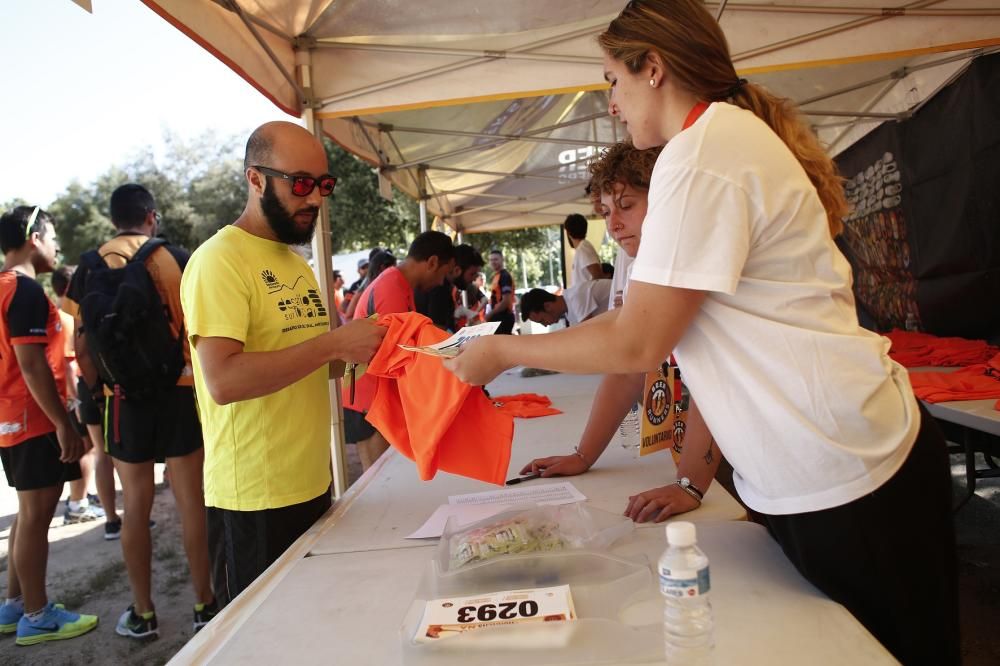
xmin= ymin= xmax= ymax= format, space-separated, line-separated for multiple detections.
xmin=261 ymin=182 xmax=319 ymax=245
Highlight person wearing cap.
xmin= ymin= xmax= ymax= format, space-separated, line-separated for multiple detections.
xmin=347 ymin=257 xmax=369 ymax=295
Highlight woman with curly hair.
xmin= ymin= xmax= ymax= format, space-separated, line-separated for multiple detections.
xmin=523 ymin=141 xmax=723 ymax=525
xmin=448 ymin=2 xmax=957 ymax=662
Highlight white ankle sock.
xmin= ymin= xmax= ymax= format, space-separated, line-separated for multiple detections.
xmin=68 ymin=498 xmax=89 ymax=512
xmin=5 ymin=596 xmax=23 ymax=612
xmin=25 ymin=607 xmax=47 ymax=623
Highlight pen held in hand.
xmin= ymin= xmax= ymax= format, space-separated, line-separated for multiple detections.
xmin=505 ymin=471 xmax=543 ymax=486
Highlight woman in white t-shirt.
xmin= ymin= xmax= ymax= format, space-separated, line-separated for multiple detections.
xmin=447 ymin=2 xmax=957 ymax=663
xmin=563 ymin=213 xmax=603 ymax=284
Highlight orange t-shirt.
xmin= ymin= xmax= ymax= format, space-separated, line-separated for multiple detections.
xmin=63 ymin=234 xmax=193 ymax=387
xmin=363 ymin=312 xmax=513 ymax=486
xmin=0 ymin=271 xmax=68 ymax=447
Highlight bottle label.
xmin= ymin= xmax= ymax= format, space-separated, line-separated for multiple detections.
xmin=659 ymin=565 xmax=710 ymax=598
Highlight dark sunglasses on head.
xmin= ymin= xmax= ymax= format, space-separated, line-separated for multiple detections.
xmin=253 ymin=165 xmax=337 ymax=197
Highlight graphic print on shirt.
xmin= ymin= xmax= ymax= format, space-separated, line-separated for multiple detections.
xmin=259 ymin=269 xmax=329 ymax=333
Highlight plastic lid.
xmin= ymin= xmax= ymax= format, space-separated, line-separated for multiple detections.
xmin=666 ymin=521 xmax=696 ymax=547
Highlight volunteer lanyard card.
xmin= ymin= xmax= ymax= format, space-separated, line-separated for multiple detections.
xmin=639 ymin=364 xmax=689 ymax=461
xmin=414 ymin=584 xmax=576 ymax=644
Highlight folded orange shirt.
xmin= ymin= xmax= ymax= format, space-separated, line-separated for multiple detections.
xmin=908 ymin=353 xmax=1000 ymax=403
xmin=886 ymin=329 xmax=999 ymax=367
xmin=364 ymin=312 xmax=513 ymax=485
xmin=491 ymin=393 xmax=563 ymax=418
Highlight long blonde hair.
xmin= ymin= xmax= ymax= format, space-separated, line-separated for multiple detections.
xmin=599 ymin=0 xmax=847 ymax=236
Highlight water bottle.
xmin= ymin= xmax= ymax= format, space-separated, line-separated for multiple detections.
xmin=658 ymin=521 xmax=714 ymax=665
xmin=618 ymin=402 xmax=641 ymax=456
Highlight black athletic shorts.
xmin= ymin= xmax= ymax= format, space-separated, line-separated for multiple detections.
xmin=343 ymin=407 xmax=376 ymax=444
xmin=0 ymin=432 xmax=82 ymax=491
xmin=104 ymin=385 xmax=203 ymax=464
xmin=206 ymin=489 xmax=332 ymax=605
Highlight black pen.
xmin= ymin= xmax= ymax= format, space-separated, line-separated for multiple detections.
xmin=505 ymin=472 xmax=543 ymax=485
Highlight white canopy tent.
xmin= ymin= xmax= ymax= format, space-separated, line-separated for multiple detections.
xmin=144 ymin=0 xmax=1000 ymax=234
xmin=138 ymin=0 xmax=1000 ymax=493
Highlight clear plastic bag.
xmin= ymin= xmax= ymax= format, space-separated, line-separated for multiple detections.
xmin=440 ymin=503 xmax=632 ymax=573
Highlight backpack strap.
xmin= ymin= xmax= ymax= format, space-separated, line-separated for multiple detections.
xmin=130 ymin=237 xmax=170 ymax=265
xmin=79 ymin=249 xmax=108 ymax=273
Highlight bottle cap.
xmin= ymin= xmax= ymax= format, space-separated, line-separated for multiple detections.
xmin=666 ymin=521 xmax=696 ymax=547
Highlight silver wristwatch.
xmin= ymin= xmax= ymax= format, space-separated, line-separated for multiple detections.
xmin=676 ymin=477 xmax=704 ymax=502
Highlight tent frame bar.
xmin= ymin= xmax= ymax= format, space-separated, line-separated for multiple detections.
xmin=319 ymin=23 xmax=603 ymax=107
xmin=447 ymin=182 xmax=587 ymax=219
xmin=314 ymin=40 xmax=603 ymax=66
xmin=224 ymin=0 xmax=307 ymax=105
xmin=378 ymin=123 xmax=615 ymax=148
xmin=796 ymin=46 xmax=995 ymax=106
xmin=732 ymin=0 xmax=943 ymax=63
xmin=386 ymin=108 xmax=610 ymax=171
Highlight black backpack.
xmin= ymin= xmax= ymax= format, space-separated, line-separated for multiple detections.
xmin=79 ymin=238 xmax=187 ymax=400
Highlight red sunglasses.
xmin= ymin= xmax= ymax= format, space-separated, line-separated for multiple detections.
xmin=254 ymin=165 xmax=337 ymax=197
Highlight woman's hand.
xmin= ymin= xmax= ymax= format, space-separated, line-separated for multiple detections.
xmin=624 ymin=484 xmax=700 ymax=523
xmin=443 ymin=336 xmax=508 ymax=386
xmin=520 ymin=453 xmax=590 ymax=477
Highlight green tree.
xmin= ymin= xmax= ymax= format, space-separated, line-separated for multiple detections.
xmin=470 ymin=226 xmax=562 ymax=290
xmin=47 ymin=131 xmax=247 ymax=261
xmin=324 ymin=140 xmax=419 ymax=255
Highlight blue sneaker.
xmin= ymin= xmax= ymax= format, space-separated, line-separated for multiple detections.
xmin=15 ymin=602 xmax=98 ymax=646
xmin=0 ymin=602 xmax=23 ymax=633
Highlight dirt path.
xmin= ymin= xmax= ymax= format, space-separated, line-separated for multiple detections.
xmin=0 ymin=467 xmax=198 ymax=666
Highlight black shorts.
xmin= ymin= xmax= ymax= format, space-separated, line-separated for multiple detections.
xmin=105 ymin=386 xmax=203 ymax=464
xmin=0 ymin=432 xmax=82 ymax=491
xmin=343 ymin=407 xmax=376 ymax=444
xmin=206 ymin=489 xmax=332 ymax=605
xmin=77 ymin=378 xmax=103 ymax=426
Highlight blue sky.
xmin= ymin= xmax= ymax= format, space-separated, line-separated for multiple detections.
xmin=0 ymin=0 xmax=297 ymax=206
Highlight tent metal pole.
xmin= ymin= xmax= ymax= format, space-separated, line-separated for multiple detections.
xmin=380 ymin=124 xmax=615 ymax=148
xmin=299 ymin=53 xmax=348 ymax=500
xmin=213 ymin=0 xmax=292 ymax=40
xmin=796 ymin=47 xmax=993 ymax=106
xmin=226 ymin=0 xmax=308 ymax=104
xmin=448 ymin=183 xmax=586 ymax=219
xmin=708 ymin=2 xmax=1000 ymax=18
xmin=314 ymin=40 xmax=604 ymax=66
xmin=319 ymin=23 xmax=605 ymax=107
xmin=827 ymin=79 xmax=901 ymax=154
xmin=732 ymin=0 xmax=943 ymax=63
xmin=420 ymin=200 xmax=428 ymax=233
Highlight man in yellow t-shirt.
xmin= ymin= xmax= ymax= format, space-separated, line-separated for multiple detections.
xmin=181 ymin=121 xmax=384 ymax=604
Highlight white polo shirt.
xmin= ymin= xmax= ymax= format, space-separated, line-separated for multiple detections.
xmin=632 ymin=102 xmax=919 ymax=515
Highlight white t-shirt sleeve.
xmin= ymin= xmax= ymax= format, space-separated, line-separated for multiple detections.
xmin=631 ymin=166 xmax=753 ymax=295
xmin=572 ymin=239 xmax=600 ymax=284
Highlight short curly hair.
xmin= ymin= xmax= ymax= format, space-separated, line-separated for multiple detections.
xmin=588 ymin=142 xmax=662 ymax=210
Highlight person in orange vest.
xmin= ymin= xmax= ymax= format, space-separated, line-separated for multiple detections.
xmin=0 ymin=206 xmax=99 ymax=645
xmin=486 ymin=250 xmax=515 ymax=334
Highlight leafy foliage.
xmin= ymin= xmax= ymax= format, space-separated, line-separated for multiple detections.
xmin=324 ymin=140 xmax=420 ymax=255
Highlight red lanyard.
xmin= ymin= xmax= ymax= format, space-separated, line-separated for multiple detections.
xmin=682 ymin=101 xmax=709 ymax=131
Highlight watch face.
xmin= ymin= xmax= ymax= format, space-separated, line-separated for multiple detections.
xmin=679 ymin=478 xmax=690 ymax=487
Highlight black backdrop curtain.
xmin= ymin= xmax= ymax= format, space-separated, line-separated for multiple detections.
xmin=835 ymin=52 xmax=1000 ymax=340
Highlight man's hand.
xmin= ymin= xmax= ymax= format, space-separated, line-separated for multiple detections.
xmin=520 ymin=453 xmax=590 ymax=477
xmin=624 ymin=484 xmax=700 ymax=523
xmin=55 ymin=422 xmax=87 ymax=463
xmin=442 ymin=336 xmax=507 ymax=386
xmin=328 ymin=317 xmax=386 ymax=365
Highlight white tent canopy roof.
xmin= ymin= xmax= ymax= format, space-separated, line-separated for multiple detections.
xmin=144 ymin=0 xmax=1000 ymax=231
